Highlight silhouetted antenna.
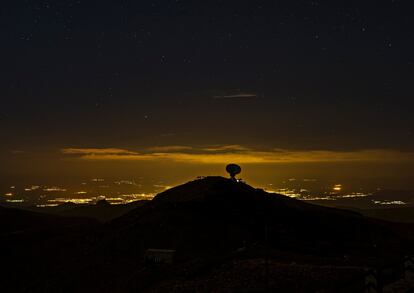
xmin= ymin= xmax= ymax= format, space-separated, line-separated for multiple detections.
xmin=226 ymin=164 xmax=241 ymax=181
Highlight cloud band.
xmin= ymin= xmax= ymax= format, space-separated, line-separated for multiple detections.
xmin=61 ymin=146 xmax=414 ymax=164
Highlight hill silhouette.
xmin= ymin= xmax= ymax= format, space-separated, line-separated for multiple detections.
xmin=2 ymin=176 xmax=414 ymax=292
xmin=108 ymin=177 xmax=407 ymax=255
xmin=94 ymin=177 xmax=414 ymax=291
xmin=0 ymin=205 xmax=98 ymax=235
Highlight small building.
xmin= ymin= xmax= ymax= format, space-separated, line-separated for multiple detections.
xmin=145 ymin=249 xmax=176 ymax=264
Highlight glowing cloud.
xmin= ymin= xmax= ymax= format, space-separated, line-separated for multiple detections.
xmin=62 ymin=148 xmax=139 ymax=155
xmin=147 ymin=146 xmax=194 ymax=152
xmin=202 ymin=145 xmax=251 ymax=152
xmin=61 ymin=146 xmax=414 ymax=164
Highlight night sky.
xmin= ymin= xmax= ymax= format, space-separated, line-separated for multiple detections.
xmin=2 ymin=1 xmax=414 ymax=189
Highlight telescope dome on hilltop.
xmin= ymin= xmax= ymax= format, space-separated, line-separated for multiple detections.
xmin=226 ymin=164 xmax=241 ymax=180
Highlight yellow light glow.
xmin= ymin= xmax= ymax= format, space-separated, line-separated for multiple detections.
xmin=25 ymin=186 xmax=40 ymax=191
xmin=44 ymin=187 xmax=67 ymax=192
xmin=6 ymin=199 xmax=24 ymax=203
xmin=48 ymin=198 xmax=92 ymax=204
xmin=61 ymin=147 xmax=414 ymax=164
xmin=266 ymin=188 xmax=301 ymax=198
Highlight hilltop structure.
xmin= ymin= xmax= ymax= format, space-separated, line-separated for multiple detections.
xmin=226 ymin=164 xmax=241 ymax=181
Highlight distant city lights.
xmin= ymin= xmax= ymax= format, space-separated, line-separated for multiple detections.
xmin=373 ymin=200 xmax=406 ymax=205
xmin=25 ymin=185 xmax=40 ymax=191
xmin=0 ymin=177 xmax=410 ymax=208
xmin=44 ymin=187 xmax=67 ymax=192
xmin=6 ymin=199 xmax=24 ymax=203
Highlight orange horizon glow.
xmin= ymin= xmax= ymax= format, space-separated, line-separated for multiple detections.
xmin=61 ymin=145 xmax=414 ymax=164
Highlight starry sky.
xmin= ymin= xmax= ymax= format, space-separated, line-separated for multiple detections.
xmin=2 ymin=1 xmax=414 ymax=189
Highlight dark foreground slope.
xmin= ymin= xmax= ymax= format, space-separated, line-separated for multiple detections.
xmin=0 ymin=206 xmax=99 ymax=292
xmin=2 ymin=177 xmax=414 ymax=292
xmin=357 ymin=207 xmax=414 ymax=223
xmin=94 ymin=177 xmax=414 ymax=292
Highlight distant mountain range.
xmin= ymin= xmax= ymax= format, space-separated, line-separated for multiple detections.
xmin=27 ymin=199 xmax=148 ymax=222
xmin=312 ymin=189 xmax=414 ymax=209
xmin=1 ymin=176 xmax=414 ymax=292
